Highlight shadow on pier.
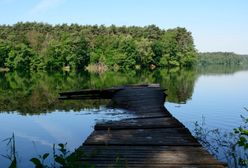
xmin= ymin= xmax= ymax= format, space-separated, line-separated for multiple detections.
xmin=59 ymin=84 xmax=226 ymax=168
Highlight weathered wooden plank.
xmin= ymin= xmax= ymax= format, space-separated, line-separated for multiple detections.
xmin=111 ymin=93 xmax=166 ymax=99
xmin=59 ymin=95 xmax=110 ymax=100
xmin=79 ymin=145 xmax=226 ymax=166
xmin=114 ymin=106 xmax=167 ymax=111
xmin=111 ymin=98 xmax=166 ymax=104
xmin=117 ymin=115 xmax=171 ymax=119
xmin=59 ymin=84 xmax=164 ymax=97
xmin=111 ymin=90 xmax=165 ymax=96
xmin=61 ymin=85 xmax=225 ymax=167
xmin=112 ymin=93 xmax=165 ymax=102
xmin=79 ymin=146 xmax=212 ymax=155
xmin=111 ymin=91 xmax=166 ymax=110
xmin=59 ymin=88 xmax=123 ymax=96
xmin=114 ymin=106 xmax=169 ymax=113
xmin=81 ymin=154 xmax=220 ymax=164
xmin=84 ymin=128 xmax=200 ymax=146
xmin=82 ymin=163 xmax=225 ymax=168
xmin=130 ymin=111 xmax=170 ymax=116
xmin=95 ymin=117 xmax=184 ymax=130
xmin=107 ymin=110 xmax=170 ymax=118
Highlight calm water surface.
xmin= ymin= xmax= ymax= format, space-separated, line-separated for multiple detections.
xmin=167 ymin=70 xmax=248 ymax=131
xmin=0 ymin=108 xmax=133 ymax=168
xmin=0 ymin=66 xmax=248 ymax=167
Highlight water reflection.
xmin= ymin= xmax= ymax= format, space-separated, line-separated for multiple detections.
xmin=1 ymin=64 xmax=248 ymax=115
xmin=0 ymin=107 xmax=135 ymax=168
xmin=1 ymin=65 xmax=248 ymax=167
xmin=0 ymin=69 xmax=195 ymax=115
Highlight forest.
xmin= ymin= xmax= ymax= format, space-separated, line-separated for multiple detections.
xmin=1 ymin=22 xmax=248 ymax=72
xmin=198 ymin=52 xmax=248 ymax=65
xmin=0 ymin=22 xmax=197 ymax=71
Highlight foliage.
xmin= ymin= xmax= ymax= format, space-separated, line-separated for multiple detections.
xmin=159 ymin=28 xmax=197 ymax=67
xmin=1 ymin=134 xmax=17 ymax=168
xmin=233 ymin=110 xmax=248 ymax=167
xmin=2 ymin=135 xmax=127 ymax=168
xmin=194 ymin=119 xmax=238 ymax=166
xmin=193 ymin=110 xmax=248 ymax=168
xmin=1 ymin=134 xmax=94 ymax=168
xmin=0 ymin=22 xmax=197 ymax=71
xmin=198 ymin=52 xmax=248 ymax=66
xmin=30 ymin=153 xmax=49 ymax=168
xmin=196 ymin=64 xmax=248 ymax=75
xmin=0 ymin=40 xmax=11 ymax=67
xmin=5 ymin=43 xmax=37 ymax=71
xmin=29 ymin=143 xmax=93 ymax=168
xmin=45 ymin=34 xmax=90 ymax=71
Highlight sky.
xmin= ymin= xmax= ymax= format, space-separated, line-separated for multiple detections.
xmin=0 ymin=0 xmax=247 ymax=54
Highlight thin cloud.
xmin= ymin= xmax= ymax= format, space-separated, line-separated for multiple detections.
xmin=30 ymin=0 xmax=64 ymax=14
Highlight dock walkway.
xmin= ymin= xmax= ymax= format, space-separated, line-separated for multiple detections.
xmin=60 ymin=85 xmax=226 ymax=168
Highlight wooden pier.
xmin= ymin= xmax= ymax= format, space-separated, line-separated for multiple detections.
xmin=60 ymin=84 xmax=226 ymax=168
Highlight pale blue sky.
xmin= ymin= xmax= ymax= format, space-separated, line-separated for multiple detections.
xmin=0 ymin=0 xmax=247 ymax=54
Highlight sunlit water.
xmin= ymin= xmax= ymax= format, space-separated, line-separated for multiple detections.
xmin=167 ymin=70 xmax=248 ymax=131
xmin=166 ymin=70 xmax=248 ymax=165
xmin=0 ymin=68 xmax=248 ymax=167
xmin=0 ymin=108 xmax=133 ymax=168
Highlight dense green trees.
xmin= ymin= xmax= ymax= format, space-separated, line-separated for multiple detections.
xmin=159 ymin=28 xmax=197 ymax=67
xmin=45 ymin=34 xmax=90 ymax=70
xmin=198 ymin=52 xmax=248 ymax=65
xmin=0 ymin=40 xmax=10 ymax=68
xmin=0 ymin=22 xmax=197 ymax=71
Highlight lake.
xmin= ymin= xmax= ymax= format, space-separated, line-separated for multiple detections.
xmin=0 ymin=65 xmax=248 ymax=168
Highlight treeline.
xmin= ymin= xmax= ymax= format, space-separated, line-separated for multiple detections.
xmin=0 ymin=22 xmax=197 ymax=71
xmin=198 ymin=52 xmax=248 ymax=65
